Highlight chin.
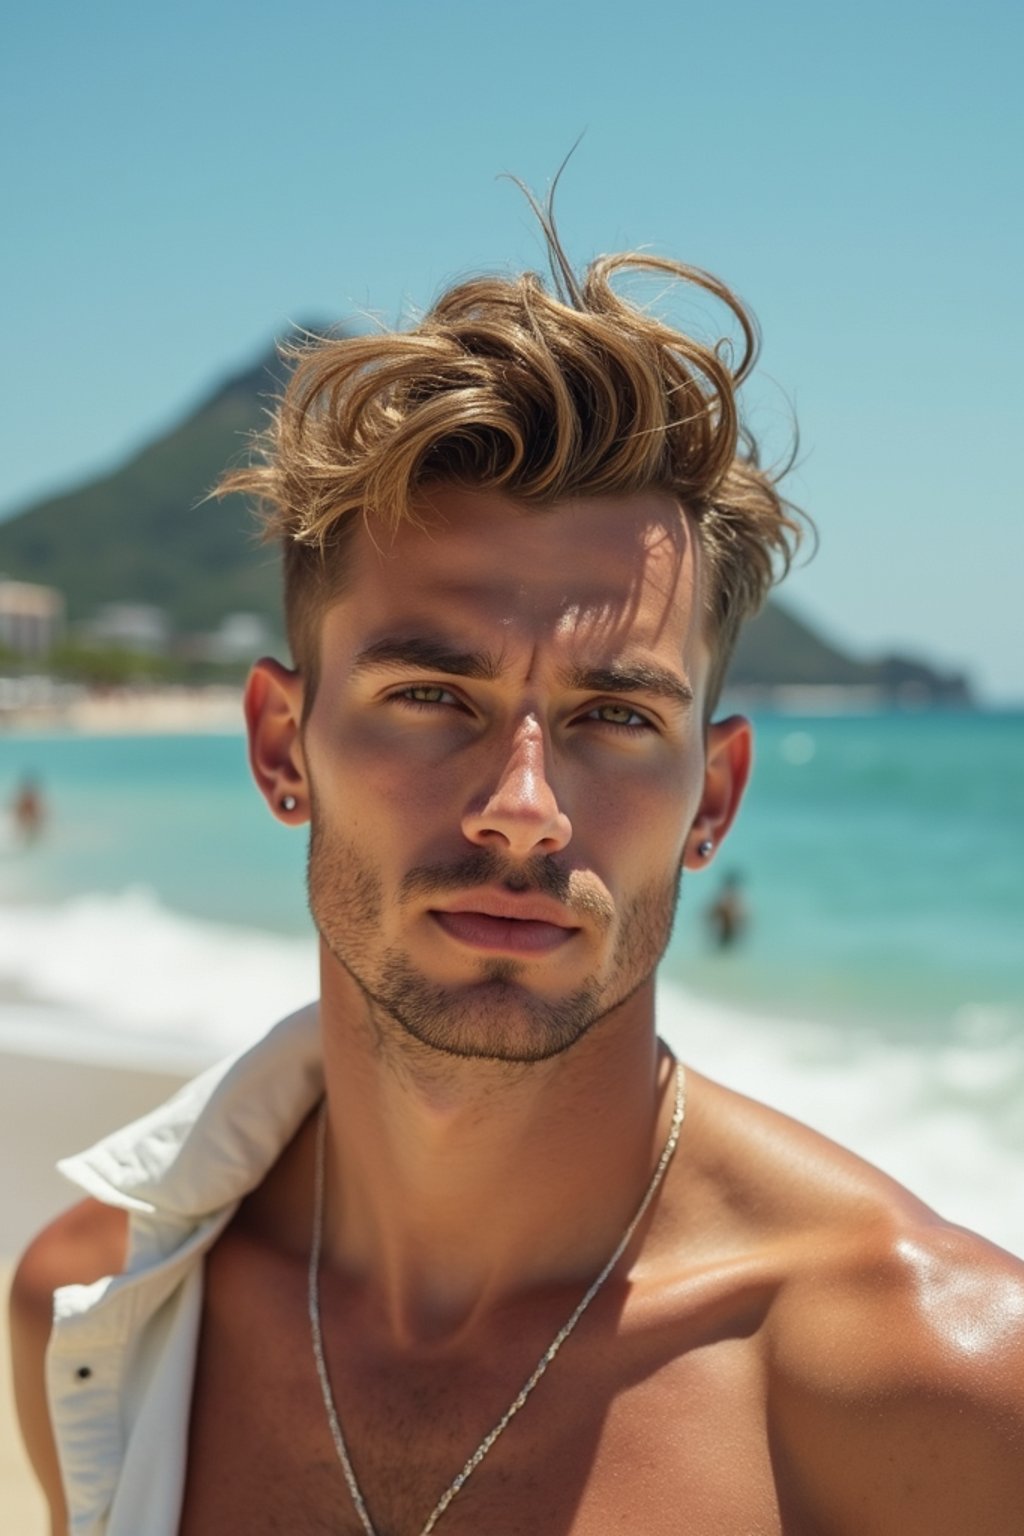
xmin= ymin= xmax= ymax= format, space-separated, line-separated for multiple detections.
xmin=361 ymin=955 xmax=611 ymax=1065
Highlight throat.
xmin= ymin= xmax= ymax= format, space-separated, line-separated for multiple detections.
xmin=306 ymin=1063 xmax=687 ymax=1536
xmin=314 ymin=1001 xmax=678 ymax=1344
xmin=313 ymin=1056 xmax=687 ymax=1347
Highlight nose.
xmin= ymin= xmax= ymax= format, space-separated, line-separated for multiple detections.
xmin=461 ymin=715 xmax=573 ymax=858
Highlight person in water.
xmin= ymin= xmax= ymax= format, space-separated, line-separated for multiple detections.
xmin=706 ymin=870 xmax=748 ymax=949
xmin=11 ymin=211 xmax=1024 ymax=1535
xmin=10 ymin=774 xmax=45 ymax=843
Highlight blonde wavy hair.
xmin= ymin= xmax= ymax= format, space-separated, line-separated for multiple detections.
xmin=219 ymin=222 xmax=807 ymax=714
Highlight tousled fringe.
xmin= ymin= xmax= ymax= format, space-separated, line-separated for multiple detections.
xmin=218 ymin=237 xmax=809 ymax=712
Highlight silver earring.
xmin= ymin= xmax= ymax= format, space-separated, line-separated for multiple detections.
xmin=697 ymin=839 xmax=714 ymax=858
xmin=281 ymin=794 xmax=297 ymax=813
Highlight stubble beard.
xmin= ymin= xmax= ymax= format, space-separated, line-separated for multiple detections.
xmin=307 ymin=822 xmax=683 ymax=1065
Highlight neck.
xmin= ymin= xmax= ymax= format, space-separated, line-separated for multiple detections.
xmin=316 ymin=952 xmax=674 ymax=1346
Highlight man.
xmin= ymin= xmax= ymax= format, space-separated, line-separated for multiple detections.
xmin=10 ymin=228 xmax=1024 ymax=1535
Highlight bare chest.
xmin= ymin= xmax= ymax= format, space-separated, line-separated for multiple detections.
xmin=178 ymin=1237 xmax=793 ymax=1536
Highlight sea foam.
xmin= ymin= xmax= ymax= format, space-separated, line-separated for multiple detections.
xmin=0 ymin=888 xmax=317 ymax=1068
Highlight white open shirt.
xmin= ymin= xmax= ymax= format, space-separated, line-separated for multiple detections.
xmin=47 ymin=1004 xmax=323 ymax=1535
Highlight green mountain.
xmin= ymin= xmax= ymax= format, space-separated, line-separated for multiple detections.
xmin=0 ymin=333 xmax=970 ymax=702
xmin=0 ymin=339 xmax=302 ymax=637
xmin=727 ymin=602 xmax=970 ymax=702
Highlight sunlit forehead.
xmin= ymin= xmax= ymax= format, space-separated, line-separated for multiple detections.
xmin=333 ymin=487 xmax=706 ymax=691
xmin=414 ymin=527 xmax=695 ymax=641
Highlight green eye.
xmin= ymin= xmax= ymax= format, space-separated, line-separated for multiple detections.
xmin=588 ymin=703 xmax=651 ymax=730
xmin=390 ymin=684 xmax=464 ymax=712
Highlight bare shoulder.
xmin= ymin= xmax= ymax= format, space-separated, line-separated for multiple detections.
xmin=12 ymin=1196 xmax=128 ymax=1306
xmin=686 ymin=1076 xmax=1024 ymax=1533
xmin=8 ymin=1199 xmax=128 ymax=1533
xmin=10 ymin=1195 xmax=128 ymax=1348
xmin=768 ymin=1215 xmax=1024 ymax=1533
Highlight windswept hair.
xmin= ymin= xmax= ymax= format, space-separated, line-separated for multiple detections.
xmin=219 ymin=224 xmax=808 ymax=712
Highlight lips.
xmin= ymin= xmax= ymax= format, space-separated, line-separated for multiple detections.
xmin=429 ymin=890 xmax=580 ymax=955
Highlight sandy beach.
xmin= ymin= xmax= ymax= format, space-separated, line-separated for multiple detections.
xmin=0 ymin=683 xmax=244 ymax=737
xmin=1 ymin=1047 xmax=188 ymax=1532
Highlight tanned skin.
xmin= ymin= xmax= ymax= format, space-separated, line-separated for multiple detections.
xmin=11 ymin=488 xmax=1024 ymax=1535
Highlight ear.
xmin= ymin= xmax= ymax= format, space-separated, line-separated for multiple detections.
xmin=244 ymin=657 xmax=309 ymax=824
xmin=682 ymin=714 xmax=752 ymax=870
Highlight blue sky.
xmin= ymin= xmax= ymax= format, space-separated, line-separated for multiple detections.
xmin=2 ymin=0 xmax=1021 ymax=699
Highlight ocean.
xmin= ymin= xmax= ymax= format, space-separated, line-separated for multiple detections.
xmin=1 ymin=709 xmax=1022 ymax=1256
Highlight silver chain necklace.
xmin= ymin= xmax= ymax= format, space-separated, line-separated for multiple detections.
xmin=308 ymin=1061 xmax=686 ymax=1536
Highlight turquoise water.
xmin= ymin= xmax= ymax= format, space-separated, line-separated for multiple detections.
xmin=672 ymin=710 xmax=1024 ymax=1039
xmin=1 ymin=710 xmax=1021 ymax=1040
xmin=0 ymin=730 xmax=303 ymax=933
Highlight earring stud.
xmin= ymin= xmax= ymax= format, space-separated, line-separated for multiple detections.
xmin=281 ymin=794 xmax=297 ymax=813
xmin=697 ymin=839 xmax=714 ymax=858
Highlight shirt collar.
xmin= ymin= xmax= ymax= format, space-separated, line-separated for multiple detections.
xmin=56 ymin=1003 xmax=324 ymax=1220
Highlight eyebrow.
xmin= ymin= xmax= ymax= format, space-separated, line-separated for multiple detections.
xmin=564 ymin=664 xmax=694 ymax=709
xmin=350 ymin=635 xmax=693 ymax=709
xmin=350 ymin=635 xmax=500 ymax=681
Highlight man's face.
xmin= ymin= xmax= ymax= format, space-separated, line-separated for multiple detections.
xmin=287 ymin=487 xmax=745 ymax=1063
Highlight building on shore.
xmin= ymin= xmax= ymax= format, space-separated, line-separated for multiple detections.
xmin=84 ymin=602 xmax=170 ymax=655
xmin=0 ymin=578 xmax=65 ymax=657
